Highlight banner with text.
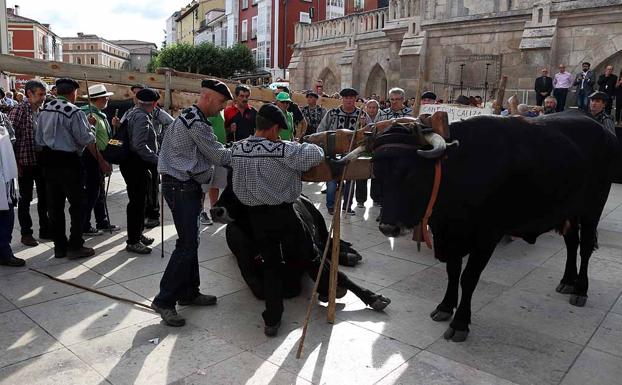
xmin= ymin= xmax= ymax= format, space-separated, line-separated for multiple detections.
xmin=420 ymin=104 xmax=494 ymax=123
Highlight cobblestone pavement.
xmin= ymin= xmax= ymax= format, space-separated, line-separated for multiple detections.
xmin=1 ymin=170 xmax=622 ymax=385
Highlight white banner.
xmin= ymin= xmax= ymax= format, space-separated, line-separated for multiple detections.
xmin=420 ymin=104 xmax=494 ymax=123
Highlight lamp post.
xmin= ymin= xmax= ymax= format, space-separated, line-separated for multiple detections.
xmin=484 ymin=62 xmax=491 ymax=106
xmin=459 ymin=63 xmax=465 ymax=96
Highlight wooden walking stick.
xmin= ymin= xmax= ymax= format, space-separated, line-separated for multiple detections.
xmin=160 ymin=175 xmax=165 ymax=258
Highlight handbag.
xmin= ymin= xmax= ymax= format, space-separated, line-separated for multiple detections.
xmin=102 ymin=120 xmax=130 ymax=164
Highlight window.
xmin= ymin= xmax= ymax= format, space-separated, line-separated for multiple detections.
xmin=7 ymin=31 xmax=13 ymax=51
xmin=299 ymin=12 xmax=311 ymax=23
xmin=251 ymin=16 xmax=257 ymax=39
xmin=242 ymin=0 xmax=248 ymax=9
xmin=538 ymin=8 xmax=543 ymax=23
xmin=90 ymin=57 xmax=95 ymax=64
xmin=354 ymin=0 xmax=364 ymax=10
xmin=90 ymin=45 xmax=94 ymax=50
xmin=241 ymin=19 xmax=248 ymax=41
xmin=76 ymin=45 xmax=81 ymax=50
xmin=252 ymin=0 xmax=258 ymax=4
xmin=76 ymin=57 xmax=81 ymax=64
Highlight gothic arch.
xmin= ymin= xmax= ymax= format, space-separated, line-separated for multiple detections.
xmin=317 ymin=67 xmax=339 ymax=95
xmin=365 ymin=63 xmax=388 ymax=99
xmin=592 ymin=50 xmax=622 ymax=79
xmin=569 ymin=35 xmax=622 ymax=76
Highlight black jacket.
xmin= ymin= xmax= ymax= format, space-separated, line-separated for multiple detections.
xmin=598 ymin=74 xmax=618 ymax=96
xmin=534 ymin=76 xmax=553 ymax=95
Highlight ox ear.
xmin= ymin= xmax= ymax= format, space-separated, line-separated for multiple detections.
xmin=430 ymin=111 xmax=449 ymax=139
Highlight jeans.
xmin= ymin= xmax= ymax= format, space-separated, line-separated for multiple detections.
xmin=0 ymin=204 xmax=15 ymax=257
xmin=577 ymin=91 xmax=589 ymax=111
xmin=153 ymin=177 xmax=202 ymax=308
xmin=17 ymin=164 xmax=49 ymax=236
xmin=120 ymin=161 xmax=149 ymax=244
xmin=326 ymin=180 xmax=352 ymax=211
xmin=553 ymin=88 xmax=568 ymax=112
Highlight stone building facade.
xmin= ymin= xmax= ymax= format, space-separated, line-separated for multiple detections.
xmin=288 ymin=0 xmax=622 ymax=104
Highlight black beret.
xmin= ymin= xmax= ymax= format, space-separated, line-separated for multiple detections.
xmin=201 ymin=79 xmax=233 ymax=100
xmin=130 ymin=83 xmax=146 ymax=92
xmin=339 ymin=88 xmax=358 ymax=97
xmin=55 ymin=78 xmax=79 ymax=89
xmin=589 ymin=91 xmax=609 ymax=101
xmin=421 ymin=91 xmax=437 ymax=100
xmin=306 ymin=91 xmax=319 ymax=99
xmin=136 ymin=88 xmax=160 ymax=102
xmin=257 ymin=103 xmax=288 ymax=131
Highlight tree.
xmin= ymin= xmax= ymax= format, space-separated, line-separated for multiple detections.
xmin=148 ymin=43 xmax=256 ymax=77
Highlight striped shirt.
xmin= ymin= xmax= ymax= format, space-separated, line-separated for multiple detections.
xmin=158 ymin=105 xmax=231 ymax=184
xmin=230 ymin=136 xmax=324 ymax=206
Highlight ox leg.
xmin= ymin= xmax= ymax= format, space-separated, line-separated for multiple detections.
xmin=570 ymin=219 xmax=598 ymax=307
xmin=431 ymin=257 xmax=462 ymax=322
xmin=558 ymin=222 xmax=579 ymax=295
xmin=335 ymin=272 xmax=391 ymax=311
xmin=445 ymin=249 xmax=494 ymax=343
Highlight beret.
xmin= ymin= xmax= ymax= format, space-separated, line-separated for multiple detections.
xmin=421 ymin=91 xmax=437 ymax=100
xmin=55 ymin=78 xmax=80 ymax=89
xmin=339 ymin=87 xmax=358 ymax=97
xmin=201 ymin=79 xmax=233 ymax=100
xmin=136 ymin=88 xmax=160 ymax=102
xmin=130 ymin=83 xmax=146 ymax=92
xmin=588 ymin=91 xmax=609 ymax=101
xmin=306 ymin=91 xmax=319 ymax=99
xmin=257 ymin=104 xmax=288 ymax=131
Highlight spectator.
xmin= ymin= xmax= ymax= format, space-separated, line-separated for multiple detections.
xmin=615 ymin=69 xmax=622 ymax=124
xmin=534 ymin=68 xmax=553 ymax=106
xmin=274 ymin=92 xmax=296 ymax=140
xmin=588 ymin=91 xmax=615 ymax=135
xmin=379 ymin=87 xmax=412 ymax=120
xmin=543 ymin=96 xmax=557 ymax=115
xmin=597 ymin=65 xmax=617 ymax=115
xmin=224 ymin=84 xmax=257 ymax=142
xmin=574 ymin=62 xmax=595 ymax=112
xmin=553 ymin=64 xmax=573 ymax=112
xmin=8 ymin=80 xmax=51 ymax=247
xmin=517 ymin=104 xmax=538 ymax=117
xmin=301 ymin=91 xmax=326 ymax=136
xmin=15 ymin=92 xmax=24 ymax=104
xmin=356 ymin=99 xmax=382 ymax=209
xmin=276 ymin=86 xmax=307 ymax=139
xmin=421 ymin=91 xmax=437 ymax=105
xmin=3 ymin=91 xmax=17 ymax=108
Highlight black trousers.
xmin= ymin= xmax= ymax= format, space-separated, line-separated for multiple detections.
xmin=553 ymin=88 xmax=568 ymax=112
xmin=145 ymin=165 xmax=160 ymax=220
xmin=535 ymin=92 xmax=550 ymax=107
xmin=40 ymin=148 xmax=85 ymax=253
xmin=17 ymin=164 xmax=49 ymax=236
xmin=81 ymin=152 xmax=102 ymax=231
xmin=248 ymin=203 xmax=315 ymax=326
xmin=120 ymin=160 xmax=149 ymax=244
xmin=615 ymin=96 xmax=622 ymax=122
xmin=355 ymin=179 xmax=368 ymax=205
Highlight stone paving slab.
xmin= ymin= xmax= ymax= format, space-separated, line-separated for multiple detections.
xmin=0 ymin=172 xmax=621 ymax=385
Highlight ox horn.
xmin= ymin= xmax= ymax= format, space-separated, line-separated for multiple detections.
xmin=340 ymin=144 xmax=367 ymax=162
xmin=417 ymin=132 xmax=446 ymax=159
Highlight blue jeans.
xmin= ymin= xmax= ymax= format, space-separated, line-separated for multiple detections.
xmin=326 ymin=180 xmax=352 ymax=211
xmin=577 ymin=91 xmax=589 ymax=111
xmin=154 ymin=178 xmax=202 ymax=308
xmin=0 ymin=204 xmax=15 ymax=257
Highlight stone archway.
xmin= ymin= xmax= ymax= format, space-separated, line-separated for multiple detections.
xmin=592 ymin=50 xmax=622 ymax=80
xmin=318 ymin=67 xmax=339 ymax=95
xmin=365 ymin=64 xmax=388 ymax=99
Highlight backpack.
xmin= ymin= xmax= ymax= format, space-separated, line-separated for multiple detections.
xmin=102 ymin=119 xmax=130 ymax=164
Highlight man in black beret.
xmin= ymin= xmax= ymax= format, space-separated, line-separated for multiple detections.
xmin=152 ymin=79 xmax=233 ymax=326
xmin=588 ymin=91 xmax=616 ymax=135
xmin=229 ymin=103 xmax=324 ymax=336
xmin=119 ymin=87 xmax=160 ymax=254
xmin=301 ymin=91 xmax=326 ymax=136
xmin=421 ymin=91 xmax=437 ymax=105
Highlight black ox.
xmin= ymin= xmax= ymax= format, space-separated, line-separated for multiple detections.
xmin=370 ymin=110 xmax=617 ymax=342
xmin=210 ymin=182 xmax=391 ymax=311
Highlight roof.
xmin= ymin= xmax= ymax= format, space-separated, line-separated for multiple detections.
xmin=7 ymin=11 xmax=60 ymax=37
xmin=109 ymin=40 xmax=157 ymax=47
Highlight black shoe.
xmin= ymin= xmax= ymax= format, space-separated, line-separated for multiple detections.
xmin=178 ymin=293 xmax=217 ymax=306
xmin=21 ymin=235 xmax=38 ymax=247
xmin=144 ymin=218 xmax=160 ymax=229
xmin=97 ymin=224 xmax=121 ymax=232
xmin=83 ymin=227 xmax=104 ymax=236
xmin=67 ymin=247 xmax=95 ymax=259
xmin=0 ymin=255 xmax=26 ymax=267
xmin=320 ymin=189 xmax=327 ymax=194
xmin=264 ymin=321 xmax=281 ymax=337
xmin=126 ymin=242 xmax=152 ymax=254
xmin=344 ymin=208 xmax=356 ymax=215
xmin=151 ymin=302 xmax=186 ymax=327
xmin=327 ymin=208 xmax=334 ymax=215
xmin=140 ymin=235 xmax=155 ymax=246
xmin=54 ymin=248 xmax=66 ymax=258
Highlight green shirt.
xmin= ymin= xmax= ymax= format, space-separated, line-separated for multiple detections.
xmin=279 ymin=111 xmax=294 ymax=141
xmin=80 ymin=104 xmax=110 ymax=151
xmin=208 ymin=111 xmax=226 ymax=144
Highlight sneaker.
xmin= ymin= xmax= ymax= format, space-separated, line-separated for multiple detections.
xmin=97 ymin=224 xmax=121 ymax=232
xmin=0 ymin=255 xmax=26 ymax=267
xmin=21 ymin=235 xmax=38 ymax=247
xmin=178 ymin=293 xmax=217 ymax=306
xmin=264 ymin=321 xmax=281 ymax=337
xmin=356 ymin=202 xmax=365 ymax=208
xmin=151 ymin=302 xmax=186 ymax=327
xmin=140 ymin=235 xmax=155 ymax=246
xmin=126 ymin=242 xmax=152 ymax=254
xmin=144 ymin=218 xmax=160 ymax=229
xmin=67 ymin=246 xmax=95 ymax=259
xmin=199 ymin=211 xmax=213 ymax=226
xmin=83 ymin=227 xmax=104 ymax=236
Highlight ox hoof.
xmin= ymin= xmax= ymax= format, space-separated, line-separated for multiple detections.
xmin=443 ymin=327 xmax=469 ymax=342
xmin=430 ymin=308 xmax=453 ymax=322
xmin=569 ymin=294 xmax=587 ymax=307
xmin=369 ymin=295 xmax=391 ymax=311
xmin=556 ymin=283 xmax=575 ymax=294
xmin=342 ymin=253 xmax=362 ymax=267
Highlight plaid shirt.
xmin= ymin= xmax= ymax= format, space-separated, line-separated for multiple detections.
xmin=8 ymin=100 xmax=38 ymax=166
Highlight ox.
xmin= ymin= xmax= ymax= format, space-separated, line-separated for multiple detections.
xmin=369 ymin=110 xmax=617 ymax=341
xmin=210 ymin=181 xmax=391 ymax=311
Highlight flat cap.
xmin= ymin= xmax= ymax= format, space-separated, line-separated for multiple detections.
xmin=136 ymin=88 xmax=160 ymax=102
xmin=55 ymin=78 xmax=80 ymax=89
xmin=421 ymin=91 xmax=437 ymax=100
xmin=306 ymin=91 xmax=319 ymax=99
xmin=130 ymin=83 xmax=146 ymax=92
xmin=339 ymin=87 xmax=358 ymax=97
xmin=257 ymin=103 xmax=288 ymax=131
xmin=201 ymin=79 xmax=233 ymax=100
xmin=589 ymin=91 xmax=609 ymax=101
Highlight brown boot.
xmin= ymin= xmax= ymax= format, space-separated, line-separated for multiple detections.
xmin=21 ymin=235 xmax=38 ymax=247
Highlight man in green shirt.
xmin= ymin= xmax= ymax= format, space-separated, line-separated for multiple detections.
xmin=199 ymin=110 xmax=228 ymax=225
xmin=80 ymin=84 xmax=120 ymax=235
xmin=275 ymin=92 xmax=295 ymax=140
